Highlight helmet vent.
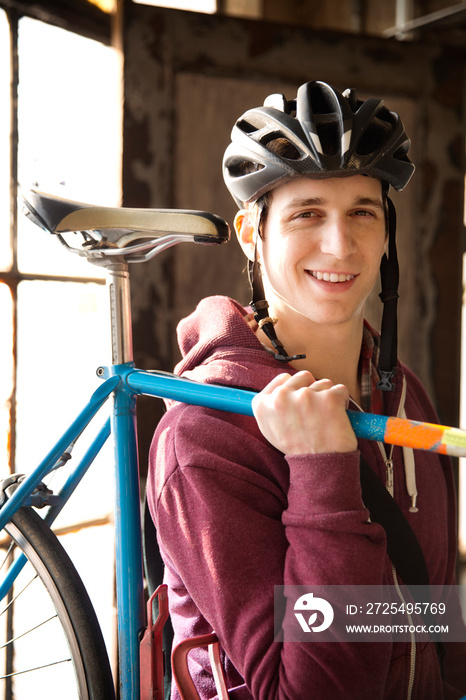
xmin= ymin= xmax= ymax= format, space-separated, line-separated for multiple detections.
xmin=237 ymin=112 xmax=275 ymax=133
xmin=355 ymin=107 xmax=397 ymax=156
xmin=314 ymin=121 xmax=340 ymax=156
xmin=237 ymin=118 xmax=260 ymax=134
xmin=309 ymin=85 xmax=336 ymax=115
xmin=262 ymin=135 xmax=301 ymax=161
xmin=226 ymin=157 xmax=264 ymax=177
xmin=356 ymin=119 xmax=392 ymax=156
xmin=392 ymin=145 xmax=410 ymax=163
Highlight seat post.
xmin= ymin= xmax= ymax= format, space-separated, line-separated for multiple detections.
xmin=107 ymin=261 xmax=133 ymax=365
xmin=107 ymin=259 xmax=144 ymax=697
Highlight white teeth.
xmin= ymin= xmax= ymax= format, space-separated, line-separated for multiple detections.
xmin=311 ymin=271 xmax=354 ymax=282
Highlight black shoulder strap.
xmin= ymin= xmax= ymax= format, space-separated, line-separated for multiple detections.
xmin=359 ymin=455 xmax=445 ymax=671
xmin=359 ymin=456 xmax=428 ymax=585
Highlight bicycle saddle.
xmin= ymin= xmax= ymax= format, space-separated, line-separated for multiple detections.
xmin=23 ymin=190 xmax=230 ymax=262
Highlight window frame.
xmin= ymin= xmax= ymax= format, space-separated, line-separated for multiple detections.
xmin=0 ymin=0 xmax=112 ymax=471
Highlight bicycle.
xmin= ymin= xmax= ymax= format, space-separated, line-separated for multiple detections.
xmin=2 ymin=189 xmax=233 ymax=700
xmin=2 ymin=189 xmax=466 ymax=700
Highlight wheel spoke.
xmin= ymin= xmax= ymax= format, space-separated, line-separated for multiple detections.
xmin=0 ymin=613 xmax=58 ymax=650
xmin=0 ymin=656 xmax=72 ymax=679
xmin=0 ymin=574 xmax=37 ymax=618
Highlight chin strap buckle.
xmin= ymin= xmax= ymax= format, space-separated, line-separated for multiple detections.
xmin=377 ymin=369 xmax=396 ymax=392
xmin=273 ymin=351 xmax=307 ymax=363
xmin=251 ymin=299 xmax=306 ymax=363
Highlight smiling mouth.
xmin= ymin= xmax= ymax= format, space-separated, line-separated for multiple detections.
xmin=310 ymin=271 xmax=356 ymax=283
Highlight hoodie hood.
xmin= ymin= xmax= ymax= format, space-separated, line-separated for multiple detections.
xmin=174 ymin=295 xmax=286 ymax=391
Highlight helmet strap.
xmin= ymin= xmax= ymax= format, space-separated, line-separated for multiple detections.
xmin=377 ymin=197 xmax=399 ymax=392
xmin=248 ymin=246 xmax=306 ymax=363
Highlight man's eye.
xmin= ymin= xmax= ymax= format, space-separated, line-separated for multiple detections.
xmin=296 ymin=211 xmax=317 ymax=218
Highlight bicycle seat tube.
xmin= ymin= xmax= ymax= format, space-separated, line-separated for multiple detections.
xmin=107 ymin=259 xmax=144 ymax=698
xmin=107 ymin=261 xmax=133 ymax=365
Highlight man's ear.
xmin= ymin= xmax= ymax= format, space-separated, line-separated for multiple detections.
xmin=234 ymin=209 xmax=256 ymax=262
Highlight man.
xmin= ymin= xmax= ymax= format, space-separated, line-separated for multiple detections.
xmin=148 ymin=81 xmax=466 ymax=698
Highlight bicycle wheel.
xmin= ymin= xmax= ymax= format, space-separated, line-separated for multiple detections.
xmin=0 ymin=506 xmax=115 ymax=700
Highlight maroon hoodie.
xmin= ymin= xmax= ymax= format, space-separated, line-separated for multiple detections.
xmin=148 ymin=296 xmax=466 ymax=699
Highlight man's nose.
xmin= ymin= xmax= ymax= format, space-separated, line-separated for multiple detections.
xmin=319 ymin=217 xmax=355 ymax=259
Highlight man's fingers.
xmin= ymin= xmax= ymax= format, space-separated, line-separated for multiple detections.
xmin=259 ymin=371 xmax=316 ymax=395
xmin=308 ymin=378 xmax=333 ymax=392
xmin=258 ymin=373 xmax=292 ymax=395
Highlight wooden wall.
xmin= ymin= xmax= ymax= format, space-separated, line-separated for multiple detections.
xmin=122 ymin=4 xmax=465 ymax=464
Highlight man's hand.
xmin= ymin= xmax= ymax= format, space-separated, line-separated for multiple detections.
xmin=252 ymin=371 xmax=358 ymax=455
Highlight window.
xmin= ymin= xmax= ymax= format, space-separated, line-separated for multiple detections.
xmin=0 ymin=4 xmax=121 ymax=669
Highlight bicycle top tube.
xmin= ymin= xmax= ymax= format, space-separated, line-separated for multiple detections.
xmin=22 ymin=189 xmax=230 ymax=265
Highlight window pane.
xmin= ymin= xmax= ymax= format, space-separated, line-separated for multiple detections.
xmin=15 ymin=280 xmax=112 ymax=523
xmin=0 ymin=283 xmax=13 ymax=469
xmin=0 ymin=10 xmax=11 ymax=272
xmin=17 ymin=17 xmax=121 ymax=277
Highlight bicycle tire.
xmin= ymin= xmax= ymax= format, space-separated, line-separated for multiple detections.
xmin=0 ymin=506 xmax=115 ymax=700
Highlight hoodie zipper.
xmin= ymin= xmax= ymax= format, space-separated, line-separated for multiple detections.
xmin=391 ymin=563 xmax=416 ymax=700
xmin=385 ymin=458 xmax=394 ymax=495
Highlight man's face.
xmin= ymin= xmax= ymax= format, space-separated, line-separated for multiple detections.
xmin=256 ymin=175 xmax=387 ymax=331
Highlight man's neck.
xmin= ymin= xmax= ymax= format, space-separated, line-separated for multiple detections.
xmin=259 ymin=314 xmax=365 ymax=404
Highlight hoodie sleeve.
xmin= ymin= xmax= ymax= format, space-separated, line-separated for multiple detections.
xmin=149 ymin=402 xmax=394 ymax=699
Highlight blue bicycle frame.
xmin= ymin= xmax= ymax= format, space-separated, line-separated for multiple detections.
xmin=0 ymin=362 xmax=254 ymax=697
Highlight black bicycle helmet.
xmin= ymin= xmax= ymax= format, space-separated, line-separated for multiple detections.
xmin=223 ymin=81 xmax=414 ymax=207
xmin=223 ymin=81 xmax=415 ymax=392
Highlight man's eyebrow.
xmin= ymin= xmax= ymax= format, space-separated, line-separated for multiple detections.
xmin=285 ymin=196 xmax=385 ymax=212
xmin=283 ymin=196 xmax=385 ymax=210
xmin=355 ymin=197 xmax=385 ymax=210
xmin=283 ymin=197 xmax=325 ymax=209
